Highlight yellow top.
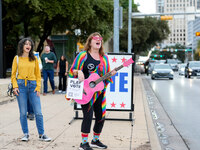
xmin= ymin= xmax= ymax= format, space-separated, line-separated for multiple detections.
xmin=11 ymin=56 xmax=41 ymax=92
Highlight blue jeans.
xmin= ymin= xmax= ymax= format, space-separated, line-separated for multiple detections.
xmin=42 ymin=69 xmax=55 ymax=93
xmin=27 ymin=98 xmax=34 ymax=115
xmin=16 ymin=79 xmax=44 ymax=135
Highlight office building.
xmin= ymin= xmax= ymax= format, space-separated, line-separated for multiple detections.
xmin=156 ymin=0 xmax=200 ymax=47
xmin=188 ymin=17 xmax=200 ymax=50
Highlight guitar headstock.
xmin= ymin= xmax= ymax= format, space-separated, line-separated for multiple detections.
xmin=123 ymin=58 xmax=134 ymax=67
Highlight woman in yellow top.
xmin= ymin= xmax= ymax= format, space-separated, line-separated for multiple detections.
xmin=11 ymin=38 xmax=51 ymax=142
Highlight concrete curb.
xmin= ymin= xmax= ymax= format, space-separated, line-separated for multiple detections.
xmin=140 ymin=77 xmax=162 ymax=150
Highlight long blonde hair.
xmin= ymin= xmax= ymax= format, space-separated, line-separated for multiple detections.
xmin=84 ymin=32 xmax=104 ymax=56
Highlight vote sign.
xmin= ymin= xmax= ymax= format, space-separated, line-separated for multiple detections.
xmin=106 ymin=54 xmax=133 ymax=110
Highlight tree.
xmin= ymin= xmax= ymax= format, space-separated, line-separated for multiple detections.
xmin=162 ymin=44 xmax=186 ymax=62
xmin=120 ymin=16 xmax=170 ymax=54
xmin=194 ymin=40 xmax=200 ymax=60
xmin=2 ymin=0 xmax=114 ymax=68
xmin=119 ymin=0 xmax=170 ymax=55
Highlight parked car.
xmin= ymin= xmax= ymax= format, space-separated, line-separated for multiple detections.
xmin=178 ymin=63 xmax=186 ymax=75
xmin=165 ymin=59 xmax=179 ymax=71
xmin=185 ymin=61 xmax=200 ymax=78
xmin=151 ymin=64 xmax=174 ymax=80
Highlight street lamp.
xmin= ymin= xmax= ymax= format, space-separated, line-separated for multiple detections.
xmin=0 ymin=0 xmax=4 ymax=78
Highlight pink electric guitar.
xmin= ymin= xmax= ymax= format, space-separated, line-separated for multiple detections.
xmin=74 ymin=58 xmax=134 ymax=104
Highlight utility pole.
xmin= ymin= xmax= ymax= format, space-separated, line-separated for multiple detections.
xmin=0 ymin=0 xmax=4 ymax=78
xmin=128 ymin=0 xmax=132 ymax=53
xmin=113 ymin=0 xmax=119 ymax=53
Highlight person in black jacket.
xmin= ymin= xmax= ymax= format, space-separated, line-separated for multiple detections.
xmin=56 ymin=55 xmax=68 ymax=94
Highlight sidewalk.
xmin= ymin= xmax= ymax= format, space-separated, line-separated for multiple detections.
xmin=0 ymin=78 xmax=16 ymax=104
xmin=0 ymin=75 xmax=161 ymax=150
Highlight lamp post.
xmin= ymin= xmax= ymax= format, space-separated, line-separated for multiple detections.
xmin=113 ymin=0 xmax=119 ymax=53
xmin=128 ymin=0 xmax=132 ymax=53
xmin=0 ymin=0 xmax=4 ymax=78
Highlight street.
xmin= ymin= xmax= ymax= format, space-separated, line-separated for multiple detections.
xmin=145 ymin=73 xmax=200 ymax=150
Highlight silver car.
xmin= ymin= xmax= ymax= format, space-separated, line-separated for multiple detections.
xmin=178 ymin=63 xmax=186 ymax=75
xmin=165 ymin=59 xmax=179 ymax=71
xmin=151 ymin=64 xmax=174 ymax=80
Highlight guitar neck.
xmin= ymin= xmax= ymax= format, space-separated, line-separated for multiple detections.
xmin=95 ymin=65 xmax=124 ymax=84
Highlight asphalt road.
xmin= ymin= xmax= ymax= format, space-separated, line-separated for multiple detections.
xmin=146 ymin=73 xmax=200 ymax=150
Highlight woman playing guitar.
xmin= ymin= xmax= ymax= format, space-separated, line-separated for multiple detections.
xmin=68 ymin=32 xmax=116 ymax=150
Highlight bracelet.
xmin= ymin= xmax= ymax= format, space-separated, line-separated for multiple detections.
xmin=73 ymin=70 xmax=78 ymax=75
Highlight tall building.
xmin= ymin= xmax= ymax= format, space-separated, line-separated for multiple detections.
xmin=188 ymin=17 xmax=200 ymax=50
xmin=156 ymin=0 xmax=200 ymax=47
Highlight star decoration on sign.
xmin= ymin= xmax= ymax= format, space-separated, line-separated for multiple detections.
xmin=111 ymin=102 xmax=116 ymax=108
xmin=120 ymin=102 xmax=126 ymax=108
xmin=112 ymin=57 xmax=117 ymax=63
xmin=121 ymin=57 xmax=126 ymax=63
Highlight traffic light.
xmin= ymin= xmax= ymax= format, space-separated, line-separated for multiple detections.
xmin=160 ymin=16 xmax=173 ymax=21
xmin=196 ymin=32 xmax=200 ymax=36
xmin=160 ymin=55 xmax=163 ymax=58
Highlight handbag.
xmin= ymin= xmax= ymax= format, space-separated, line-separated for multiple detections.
xmin=7 ymin=56 xmax=19 ymax=97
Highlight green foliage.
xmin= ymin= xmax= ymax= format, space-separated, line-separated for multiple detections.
xmin=163 ymin=44 xmax=186 ymax=62
xmin=194 ymin=52 xmax=200 ymax=60
xmin=165 ymin=43 xmax=186 ymax=49
xmin=120 ymin=0 xmax=129 ymax=9
xmin=75 ymin=0 xmax=114 ymax=42
xmin=120 ymin=0 xmax=136 ymax=10
xmin=2 ymin=0 xmax=114 ymax=70
xmin=2 ymin=0 xmax=113 ymax=53
xmin=194 ymin=40 xmax=200 ymax=60
xmin=119 ymin=12 xmax=170 ymax=54
xmin=197 ymin=39 xmax=200 ymax=49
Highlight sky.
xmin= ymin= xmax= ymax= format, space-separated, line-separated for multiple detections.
xmin=134 ymin=0 xmax=156 ymax=14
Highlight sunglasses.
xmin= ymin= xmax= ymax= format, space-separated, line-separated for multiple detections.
xmin=92 ymin=36 xmax=103 ymax=41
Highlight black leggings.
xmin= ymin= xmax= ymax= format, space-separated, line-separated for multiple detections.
xmin=81 ymin=93 xmax=105 ymax=133
xmin=58 ymin=72 xmax=66 ymax=91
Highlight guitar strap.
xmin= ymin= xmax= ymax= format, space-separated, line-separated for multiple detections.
xmin=99 ymin=55 xmax=103 ymax=75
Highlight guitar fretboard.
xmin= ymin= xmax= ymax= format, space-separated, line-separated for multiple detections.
xmin=95 ymin=65 xmax=124 ymax=84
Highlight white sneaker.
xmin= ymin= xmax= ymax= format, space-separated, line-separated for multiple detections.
xmin=39 ymin=134 xmax=51 ymax=142
xmin=58 ymin=90 xmax=62 ymax=93
xmin=62 ymin=91 xmax=66 ymax=94
xmin=21 ymin=133 xmax=29 ymax=141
